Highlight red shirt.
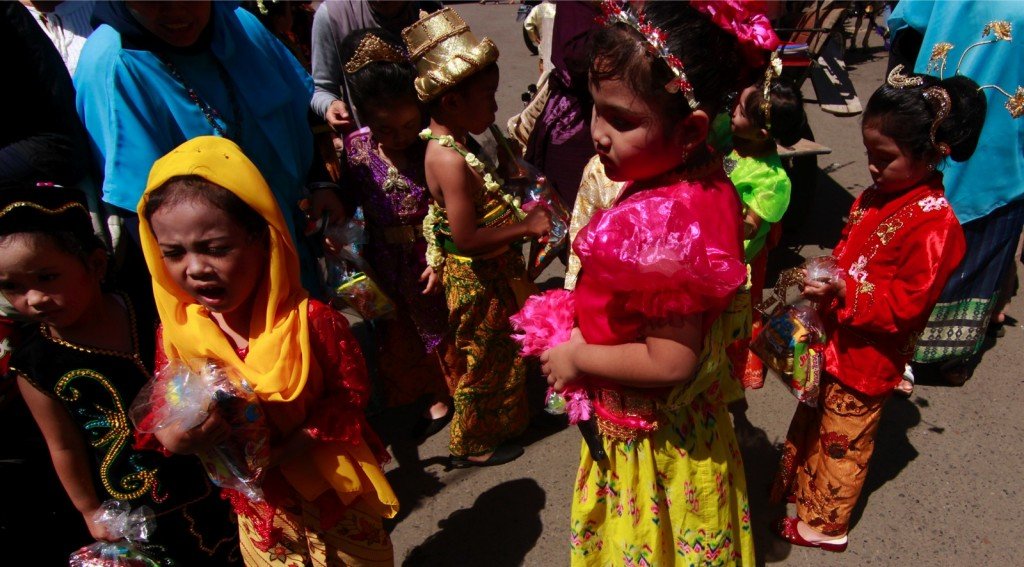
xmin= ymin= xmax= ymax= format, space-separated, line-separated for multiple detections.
xmin=824 ymin=175 xmax=965 ymax=396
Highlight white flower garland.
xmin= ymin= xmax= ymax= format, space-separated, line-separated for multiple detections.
xmin=418 ymin=128 xmax=526 ymax=268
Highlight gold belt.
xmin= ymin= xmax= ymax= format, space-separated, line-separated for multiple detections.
xmin=380 ymin=225 xmax=418 ymax=245
xmin=594 ymin=388 xmax=663 ymax=441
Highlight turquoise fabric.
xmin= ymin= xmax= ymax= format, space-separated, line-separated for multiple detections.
xmin=888 ymin=0 xmax=1024 ymax=223
xmin=74 ymin=3 xmax=314 ymax=232
xmin=728 ymin=150 xmax=791 ymax=260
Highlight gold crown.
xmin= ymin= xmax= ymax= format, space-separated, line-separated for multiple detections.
xmin=402 ymin=7 xmax=499 ymax=102
xmin=344 ymin=34 xmax=407 ymax=75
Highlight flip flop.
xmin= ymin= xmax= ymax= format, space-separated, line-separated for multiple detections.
xmin=450 ymin=444 xmax=524 ymax=468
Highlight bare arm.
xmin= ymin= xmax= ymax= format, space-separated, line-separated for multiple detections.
xmin=17 ymin=376 xmax=112 ymax=540
xmin=542 ymin=316 xmax=703 ymax=390
xmin=429 ymin=147 xmax=550 ymax=256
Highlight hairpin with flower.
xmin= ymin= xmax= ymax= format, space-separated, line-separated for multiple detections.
xmin=690 ymin=0 xmax=781 ymax=67
xmin=597 ymin=1 xmax=698 ymax=109
xmin=925 ymin=21 xmax=1023 ymax=119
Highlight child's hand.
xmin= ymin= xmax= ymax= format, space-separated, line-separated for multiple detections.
xmin=154 ymin=409 xmax=231 ymax=455
xmin=523 ymin=206 xmax=552 ymax=238
xmin=309 ymin=187 xmax=347 ymax=226
xmin=801 ymin=271 xmax=846 ymax=302
xmin=82 ymin=506 xmax=116 ymax=542
xmin=420 ymin=266 xmax=441 ymax=295
xmin=541 ymin=328 xmax=585 ymax=391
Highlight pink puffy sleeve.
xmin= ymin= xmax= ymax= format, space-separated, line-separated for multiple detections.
xmin=573 ymin=178 xmax=746 ymax=322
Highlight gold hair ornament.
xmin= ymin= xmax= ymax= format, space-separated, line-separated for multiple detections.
xmin=924 ymin=21 xmax=1022 ymax=120
xmin=344 ymin=34 xmax=407 ymax=74
xmin=762 ymin=52 xmax=782 ymax=130
xmin=597 ymin=1 xmax=698 ymax=109
xmin=887 ymin=64 xmax=924 ymax=89
xmin=0 ymin=200 xmax=88 ymax=219
xmin=922 ymin=86 xmax=952 ymax=157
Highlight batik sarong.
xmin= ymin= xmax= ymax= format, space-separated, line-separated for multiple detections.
xmin=441 ymin=249 xmax=530 ymax=457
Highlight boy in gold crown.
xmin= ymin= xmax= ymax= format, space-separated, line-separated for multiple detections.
xmin=403 ymin=8 xmax=551 ymax=467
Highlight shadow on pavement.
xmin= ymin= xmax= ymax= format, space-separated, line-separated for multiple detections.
xmin=735 ymin=417 xmax=791 ymax=566
xmin=848 ymin=395 xmax=921 ymax=530
xmin=402 ymin=478 xmax=546 ymax=566
xmin=769 ymin=168 xmax=855 ymax=287
xmin=371 ymin=404 xmax=448 ymax=530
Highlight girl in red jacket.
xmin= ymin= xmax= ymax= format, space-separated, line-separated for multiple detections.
xmin=771 ymin=66 xmax=986 ymax=552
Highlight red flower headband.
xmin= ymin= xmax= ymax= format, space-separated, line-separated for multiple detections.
xmin=598 ymin=1 xmax=698 ymax=109
xmin=597 ymin=1 xmax=780 ymax=109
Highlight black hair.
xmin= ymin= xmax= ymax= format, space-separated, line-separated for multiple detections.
xmin=340 ymin=28 xmax=418 ymax=116
xmin=143 ymin=175 xmax=268 ymax=238
xmin=863 ymin=74 xmax=986 ymax=163
xmin=0 ymin=231 xmax=105 ymax=268
xmin=0 ymin=183 xmax=106 ymax=267
xmin=589 ymin=1 xmax=744 ymax=124
xmin=742 ymin=79 xmax=807 ymax=147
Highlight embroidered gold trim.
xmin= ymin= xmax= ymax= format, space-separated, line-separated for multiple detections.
xmin=0 ymin=200 xmax=88 ymax=219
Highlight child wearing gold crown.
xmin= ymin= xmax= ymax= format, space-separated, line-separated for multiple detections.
xmin=403 ymin=7 xmax=552 ymax=467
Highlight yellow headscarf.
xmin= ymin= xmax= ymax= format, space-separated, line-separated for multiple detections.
xmin=139 ymin=137 xmax=397 ymax=517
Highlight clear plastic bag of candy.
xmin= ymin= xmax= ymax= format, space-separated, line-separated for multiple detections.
xmin=804 ymin=255 xmax=841 ymax=285
xmin=324 ymin=206 xmax=367 ymax=264
xmin=490 ymin=125 xmax=571 ymax=280
xmin=321 ymin=209 xmax=396 ymax=320
xmin=69 ymin=500 xmax=160 ymax=567
xmin=130 ymin=359 xmax=270 ymax=501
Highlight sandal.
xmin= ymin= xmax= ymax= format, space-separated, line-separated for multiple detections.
xmin=450 ymin=444 xmax=524 ymax=468
xmin=894 ymin=377 xmax=914 ymax=397
xmin=775 ymin=517 xmax=848 ymax=552
xmin=940 ymin=360 xmax=972 ymax=386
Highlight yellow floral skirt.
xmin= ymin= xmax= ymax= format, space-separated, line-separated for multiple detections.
xmin=570 ymin=403 xmax=754 ymax=566
xmin=570 ymin=318 xmax=755 ymax=566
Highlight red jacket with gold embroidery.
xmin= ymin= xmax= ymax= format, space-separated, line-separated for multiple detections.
xmin=823 ymin=175 xmax=966 ymax=396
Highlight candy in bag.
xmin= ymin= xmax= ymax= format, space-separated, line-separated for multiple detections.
xmin=130 ymin=359 xmax=269 ymax=501
xmin=69 ymin=500 xmax=160 ymax=567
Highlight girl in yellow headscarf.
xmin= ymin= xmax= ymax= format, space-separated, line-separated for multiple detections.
xmin=138 ymin=136 xmax=398 ymax=567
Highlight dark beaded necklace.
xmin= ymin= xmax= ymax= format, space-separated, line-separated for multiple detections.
xmin=157 ymin=52 xmax=242 ymax=141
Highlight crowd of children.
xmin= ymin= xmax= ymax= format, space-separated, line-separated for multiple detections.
xmin=0 ymin=1 xmax=1011 ymax=565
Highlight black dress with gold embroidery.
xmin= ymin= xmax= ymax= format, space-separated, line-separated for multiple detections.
xmin=10 ymin=293 xmax=240 ymax=565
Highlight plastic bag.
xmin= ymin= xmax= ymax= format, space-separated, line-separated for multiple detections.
xmin=804 ymin=255 xmax=841 ymax=285
xmin=321 ymin=209 xmax=396 ymax=320
xmin=69 ymin=500 xmax=160 ymax=567
xmin=130 ymin=359 xmax=269 ymax=501
xmin=751 ymin=303 xmax=825 ymax=406
xmin=490 ymin=125 xmax=571 ymax=280
xmin=750 ymin=266 xmax=827 ymax=406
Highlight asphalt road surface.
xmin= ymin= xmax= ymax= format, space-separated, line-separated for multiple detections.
xmin=376 ymin=4 xmax=1024 ymax=565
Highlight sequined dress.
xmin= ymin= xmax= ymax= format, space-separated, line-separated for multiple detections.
xmin=10 ymin=292 xmax=239 ymax=565
xmin=346 ymin=129 xmax=450 ymax=406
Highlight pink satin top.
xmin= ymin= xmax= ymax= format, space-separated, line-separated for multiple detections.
xmin=572 ymin=169 xmax=746 ymax=435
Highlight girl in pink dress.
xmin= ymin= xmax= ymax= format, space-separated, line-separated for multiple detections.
xmin=538 ymin=2 xmax=778 ymax=564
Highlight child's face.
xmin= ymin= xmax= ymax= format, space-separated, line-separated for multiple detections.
xmin=862 ymin=124 xmax=932 ymax=193
xmin=0 ymin=235 xmax=104 ymax=330
xmin=731 ymin=85 xmax=765 ymax=141
xmin=589 ymin=76 xmax=688 ymax=182
xmin=364 ymin=99 xmax=423 ymax=152
xmin=149 ymin=199 xmax=266 ymax=318
xmin=451 ymin=65 xmax=500 ymax=135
